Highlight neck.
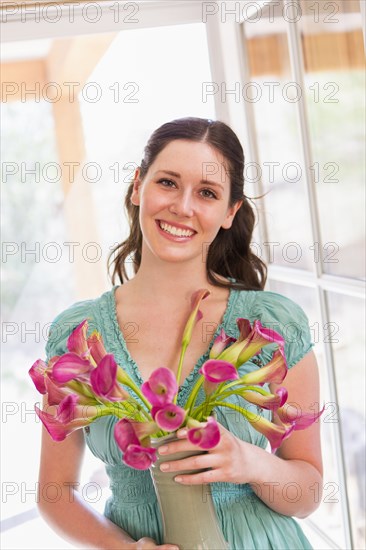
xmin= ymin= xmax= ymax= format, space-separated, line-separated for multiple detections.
xmin=123 ymin=252 xmax=228 ymax=306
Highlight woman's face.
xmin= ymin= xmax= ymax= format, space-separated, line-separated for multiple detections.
xmin=131 ymin=139 xmax=242 ymax=265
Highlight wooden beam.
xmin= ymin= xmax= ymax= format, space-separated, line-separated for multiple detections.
xmin=0 ymin=59 xmax=46 ymax=102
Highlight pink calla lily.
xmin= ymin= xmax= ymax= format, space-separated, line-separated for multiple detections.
xmin=44 ymin=376 xmax=97 ymax=406
xmin=218 ymin=319 xmax=285 ymax=367
xmin=209 ymin=328 xmax=236 ymax=359
xmin=236 ymin=320 xmax=285 ymax=367
xmin=244 ymin=409 xmax=294 ymax=453
xmin=50 ymin=353 xmax=93 ymax=384
xmin=123 ymin=444 xmax=157 ymax=470
xmin=154 ymin=404 xmax=186 ymax=431
xmin=241 ymin=387 xmax=288 ymax=411
xmin=35 ymin=394 xmax=101 ymax=441
xmin=87 ymin=330 xmax=107 ymax=365
xmin=239 ymin=348 xmax=287 ymax=386
xmin=181 ymin=289 xmax=210 ymax=348
xmin=276 ymin=403 xmax=325 ymax=430
xmin=141 ymin=367 xmax=178 ymax=407
xmin=67 ymin=319 xmax=89 ymax=358
xmin=199 ymin=359 xmax=239 ymax=395
xmin=114 ymin=418 xmax=140 ymax=451
xmin=114 ymin=418 xmax=158 ymax=450
xmin=114 ymin=419 xmax=157 ymax=470
xmin=187 ymin=416 xmax=220 ymax=449
xmin=90 ymin=354 xmax=130 ymax=402
xmin=29 ymin=359 xmax=48 ymax=394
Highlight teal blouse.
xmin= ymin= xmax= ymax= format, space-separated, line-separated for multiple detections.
xmin=45 ymin=285 xmax=315 ymax=550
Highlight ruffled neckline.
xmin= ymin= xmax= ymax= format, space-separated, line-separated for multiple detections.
xmin=104 ymin=282 xmax=241 ymax=404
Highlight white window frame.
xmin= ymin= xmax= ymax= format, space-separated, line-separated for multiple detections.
xmin=1 ymin=1 xmax=365 ymax=548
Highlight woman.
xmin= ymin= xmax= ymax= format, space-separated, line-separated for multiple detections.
xmin=38 ymin=117 xmax=322 ymax=549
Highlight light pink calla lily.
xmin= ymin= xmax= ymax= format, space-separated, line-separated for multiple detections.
xmin=67 ymin=319 xmax=89 ymax=358
xmin=29 ymin=359 xmax=48 ymax=394
xmin=239 ymin=348 xmax=287 ymax=386
xmin=236 ymin=320 xmax=285 ymax=366
xmin=154 ymin=404 xmax=186 ymax=431
xmin=181 ymin=289 xmax=210 ymax=348
xmin=50 ymin=353 xmax=93 ymax=384
xmin=218 ymin=319 xmax=284 ymax=367
xmin=241 ymin=387 xmax=288 ymax=411
xmin=141 ymin=367 xmax=178 ymax=407
xmin=90 ymin=354 xmax=130 ymax=402
xmin=44 ymin=377 xmax=96 ymax=406
xmin=209 ymin=328 xmax=236 ymax=359
xmin=199 ymin=359 xmax=239 ymax=395
xmin=187 ymin=416 xmax=220 ymax=449
xmin=244 ymin=409 xmax=294 ymax=453
xmin=35 ymin=394 xmax=100 ymax=441
xmin=276 ymin=403 xmax=325 ymax=430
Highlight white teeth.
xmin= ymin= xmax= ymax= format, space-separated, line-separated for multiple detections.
xmin=159 ymin=221 xmax=194 ymax=237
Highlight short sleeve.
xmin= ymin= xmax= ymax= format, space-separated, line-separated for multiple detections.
xmin=249 ymin=291 xmax=315 ymax=369
xmin=45 ymin=299 xmax=97 ymax=362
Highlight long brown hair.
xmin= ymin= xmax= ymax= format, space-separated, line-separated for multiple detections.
xmin=108 ymin=117 xmax=267 ymax=291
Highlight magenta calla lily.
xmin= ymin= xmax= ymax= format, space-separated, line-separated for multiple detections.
xmin=51 ymin=353 xmax=93 ymax=384
xmin=209 ymin=329 xmax=236 ymax=359
xmin=31 ymin=287 xmax=322 ymax=471
xmin=35 ymin=394 xmax=100 ymax=441
xmin=123 ymin=444 xmax=157 ymax=470
xmin=200 ymin=359 xmax=239 ymax=395
xmin=154 ymin=404 xmax=186 ymax=431
xmin=114 ymin=418 xmax=140 ymax=451
xmin=187 ymin=416 xmax=220 ymax=449
xmin=141 ymin=367 xmax=178 ymax=407
xmin=29 ymin=359 xmax=48 ymax=394
xmin=87 ymin=330 xmax=107 ymax=364
xmin=240 ymin=348 xmax=287 ymax=386
xmin=114 ymin=418 xmax=158 ymax=470
xmin=90 ymin=354 xmax=130 ymax=402
xmin=67 ymin=319 xmax=89 ymax=357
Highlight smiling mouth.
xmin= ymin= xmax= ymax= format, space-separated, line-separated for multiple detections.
xmin=156 ymin=220 xmax=196 ymax=238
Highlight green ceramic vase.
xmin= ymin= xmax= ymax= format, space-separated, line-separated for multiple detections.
xmin=150 ymin=434 xmax=229 ymax=550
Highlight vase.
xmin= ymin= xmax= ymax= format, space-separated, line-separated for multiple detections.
xmin=150 ymin=434 xmax=229 ymax=550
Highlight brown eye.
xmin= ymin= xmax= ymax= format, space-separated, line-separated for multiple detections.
xmin=200 ymin=188 xmax=217 ymax=199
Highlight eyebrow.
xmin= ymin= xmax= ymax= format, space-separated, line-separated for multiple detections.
xmin=153 ymin=170 xmax=225 ymax=190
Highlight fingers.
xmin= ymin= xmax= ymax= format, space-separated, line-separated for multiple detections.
xmin=159 ymin=451 xmax=214 ymax=474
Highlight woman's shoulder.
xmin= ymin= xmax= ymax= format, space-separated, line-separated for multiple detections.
xmin=45 ymin=288 xmax=113 ymax=360
xmin=233 ymin=286 xmax=308 ymax=323
xmin=233 ymin=287 xmax=315 ymax=369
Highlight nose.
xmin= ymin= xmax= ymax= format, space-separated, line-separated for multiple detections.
xmin=168 ymin=188 xmax=195 ymax=218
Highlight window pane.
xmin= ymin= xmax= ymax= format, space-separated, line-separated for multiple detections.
xmin=326 ymin=291 xmax=366 ymax=548
xmin=300 ymin=0 xmax=365 ymax=280
xmin=268 ymin=280 xmax=347 ymax=548
xmin=243 ymin=1 xmax=314 ymax=271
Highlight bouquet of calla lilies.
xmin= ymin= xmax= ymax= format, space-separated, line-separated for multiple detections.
xmin=30 ymin=289 xmax=322 ymax=470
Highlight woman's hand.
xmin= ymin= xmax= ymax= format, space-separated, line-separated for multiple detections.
xmin=157 ymin=424 xmax=262 ymax=485
xmin=128 ymin=537 xmax=179 ymax=550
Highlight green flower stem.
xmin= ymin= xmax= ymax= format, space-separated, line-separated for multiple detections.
xmin=185 ymin=376 xmax=204 ymax=414
xmin=203 ymin=400 xmax=254 ymax=421
xmin=217 ymin=385 xmax=270 ymax=401
xmin=174 ymin=342 xmax=188 ymax=405
xmin=116 ymin=369 xmax=152 ymax=411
